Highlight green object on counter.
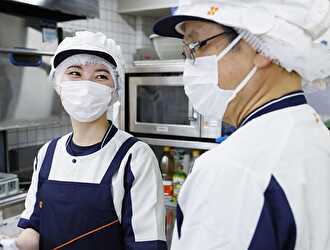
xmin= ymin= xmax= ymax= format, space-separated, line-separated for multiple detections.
xmin=172 ymin=169 xmax=187 ymax=203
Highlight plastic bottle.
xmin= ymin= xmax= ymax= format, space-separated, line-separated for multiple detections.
xmin=160 ymin=146 xmax=175 ymax=197
xmin=172 ymin=163 xmax=187 ymax=203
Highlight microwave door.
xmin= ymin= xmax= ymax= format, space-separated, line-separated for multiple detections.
xmin=129 ymin=76 xmax=201 ymax=138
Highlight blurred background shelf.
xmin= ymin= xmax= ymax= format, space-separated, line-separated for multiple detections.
xmin=0 ymin=116 xmax=70 ymax=132
xmin=118 ymin=0 xmax=178 ymax=17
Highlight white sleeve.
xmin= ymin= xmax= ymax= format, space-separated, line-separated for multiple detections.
xmin=121 ymin=141 xmax=167 ymax=250
xmin=17 ymin=143 xmax=49 ymax=231
xmin=171 ymin=158 xmax=267 ymax=250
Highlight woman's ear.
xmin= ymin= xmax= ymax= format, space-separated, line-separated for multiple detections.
xmin=254 ymin=53 xmax=272 ymax=69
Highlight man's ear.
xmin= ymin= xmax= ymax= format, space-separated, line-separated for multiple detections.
xmin=254 ymin=53 xmax=272 ymax=68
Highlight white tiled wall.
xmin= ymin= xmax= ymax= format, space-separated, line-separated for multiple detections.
xmin=59 ymin=0 xmax=157 ymax=63
xmin=7 ymin=0 xmax=157 ymax=149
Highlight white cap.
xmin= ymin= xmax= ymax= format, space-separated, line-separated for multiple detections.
xmin=153 ymin=0 xmax=330 ymax=83
xmin=50 ymin=31 xmax=125 ymax=102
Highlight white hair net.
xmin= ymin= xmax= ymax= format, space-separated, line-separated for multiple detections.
xmin=154 ymin=0 xmax=330 ymax=118
xmin=155 ymin=0 xmax=330 ymax=84
xmin=49 ymin=31 xmax=125 ymax=105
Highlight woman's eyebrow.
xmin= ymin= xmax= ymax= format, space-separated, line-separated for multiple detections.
xmin=67 ymin=65 xmax=82 ymax=70
xmin=95 ymin=69 xmax=110 ymax=74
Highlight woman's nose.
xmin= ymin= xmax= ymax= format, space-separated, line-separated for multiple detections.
xmin=81 ymin=73 xmax=94 ymax=81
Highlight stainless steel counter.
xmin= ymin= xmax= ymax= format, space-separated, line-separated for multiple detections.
xmin=0 ymin=192 xmax=27 ymax=237
xmin=0 ymin=215 xmax=22 ymax=237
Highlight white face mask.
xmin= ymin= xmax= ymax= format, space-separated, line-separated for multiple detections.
xmin=183 ymin=34 xmax=258 ymax=121
xmin=59 ymin=80 xmax=113 ymax=123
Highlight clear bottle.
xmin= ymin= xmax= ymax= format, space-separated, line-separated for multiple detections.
xmin=181 ymin=153 xmax=191 ymax=175
xmin=160 ymin=146 xmax=175 ymax=180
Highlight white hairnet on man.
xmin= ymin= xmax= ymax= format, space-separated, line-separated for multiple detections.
xmin=154 ymin=0 xmax=330 ymax=249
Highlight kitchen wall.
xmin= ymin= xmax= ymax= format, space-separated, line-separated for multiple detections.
xmin=59 ymin=0 xmax=156 ymax=63
xmin=6 ymin=0 xmax=157 ymax=149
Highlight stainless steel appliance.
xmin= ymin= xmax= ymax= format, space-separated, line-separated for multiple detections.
xmin=0 ymin=4 xmax=101 ymax=190
xmin=129 ymin=75 xmax=200 ymax=137
xmin=0 ymin=12 xmax=63 ymax=130
xmin=0 ymin=0 xmax=100 ymax=131
xmin=0 ymin=0 xmax=99 ymax=21
xmin=125 ymin=60 xmax=222 ymax=140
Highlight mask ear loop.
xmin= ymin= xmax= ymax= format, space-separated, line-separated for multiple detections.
xmin=216 ymin=33 xmax=243 ymax=88
xmin=228 ymin=66 xmax=258 ymax=103
xmin=215 ymin=32 xmax=258 ymax=102
xmin=216 ymin=33 xmax=243 ymax=60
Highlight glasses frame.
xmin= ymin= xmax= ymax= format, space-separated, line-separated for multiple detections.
xmin=182 ymin=30 xmax=236 ymax=63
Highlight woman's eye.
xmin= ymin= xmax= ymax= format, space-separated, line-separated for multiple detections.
xmin=69 ymin=71 xmax=81 ymax=76
xmin=96 ymin=74 xmax=109 ymax=80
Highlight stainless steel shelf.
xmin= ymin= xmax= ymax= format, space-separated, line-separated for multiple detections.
xmin=0 ymin=48 xmax=54 ymax=56
xmin=118 ymin=0 xmax=177 ymax=17
xmin=138 ymin=137 xmax=218 ymax=150
xmin=127 ymin=60 xmax=184 ymax=73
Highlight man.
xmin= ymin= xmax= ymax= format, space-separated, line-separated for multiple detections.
xmin=153 ymin=0 xmax=330 ymax=249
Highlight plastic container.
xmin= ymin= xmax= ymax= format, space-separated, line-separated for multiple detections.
xmin=149 ymin=34 xmax=182 ymax=60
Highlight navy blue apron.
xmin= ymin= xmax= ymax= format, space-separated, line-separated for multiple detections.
xmin=36 ymin=136 xmax=138 ymax=250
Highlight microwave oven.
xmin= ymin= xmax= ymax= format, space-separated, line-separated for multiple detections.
xmin=125 ymin=60 xmax=222 ymax=140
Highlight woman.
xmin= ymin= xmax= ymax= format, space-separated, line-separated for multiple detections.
xmin=1 ymin=31 xmax=167 ymax=250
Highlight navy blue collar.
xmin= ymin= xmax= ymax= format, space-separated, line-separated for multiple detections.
xmin=239 ymin=91 xmax=307 ymax=128
xmin=66 ymin=121 xmax=118 ymax=157
xmin=218 ymin=91 xmax=307 ymax=141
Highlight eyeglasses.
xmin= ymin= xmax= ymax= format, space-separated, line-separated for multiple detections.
xmin=182 ymin=31 xmax=235 ymax=64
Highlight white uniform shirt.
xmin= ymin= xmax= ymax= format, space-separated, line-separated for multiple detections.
xmin=19 ymin=125 xmax=167 ymax=249
xmin=172 ymin=93 xmax=330 ymax=250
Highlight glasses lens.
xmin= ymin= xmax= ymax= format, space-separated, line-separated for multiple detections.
xmin=183 ymin=45 xmax=196 ymax=64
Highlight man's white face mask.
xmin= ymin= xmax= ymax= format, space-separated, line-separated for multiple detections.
xmin=183 ymin=33 xmax=258 ymax=122
xmin=59 ymin=80 xmax=113 ymax=123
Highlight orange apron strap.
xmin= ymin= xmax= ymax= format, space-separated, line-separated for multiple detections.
xmin=52 ymin=219 xmax=120 ymax=250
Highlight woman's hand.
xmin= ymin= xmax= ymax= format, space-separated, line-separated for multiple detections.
xmin=15 ymin=229 xmax=39 ymax=250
